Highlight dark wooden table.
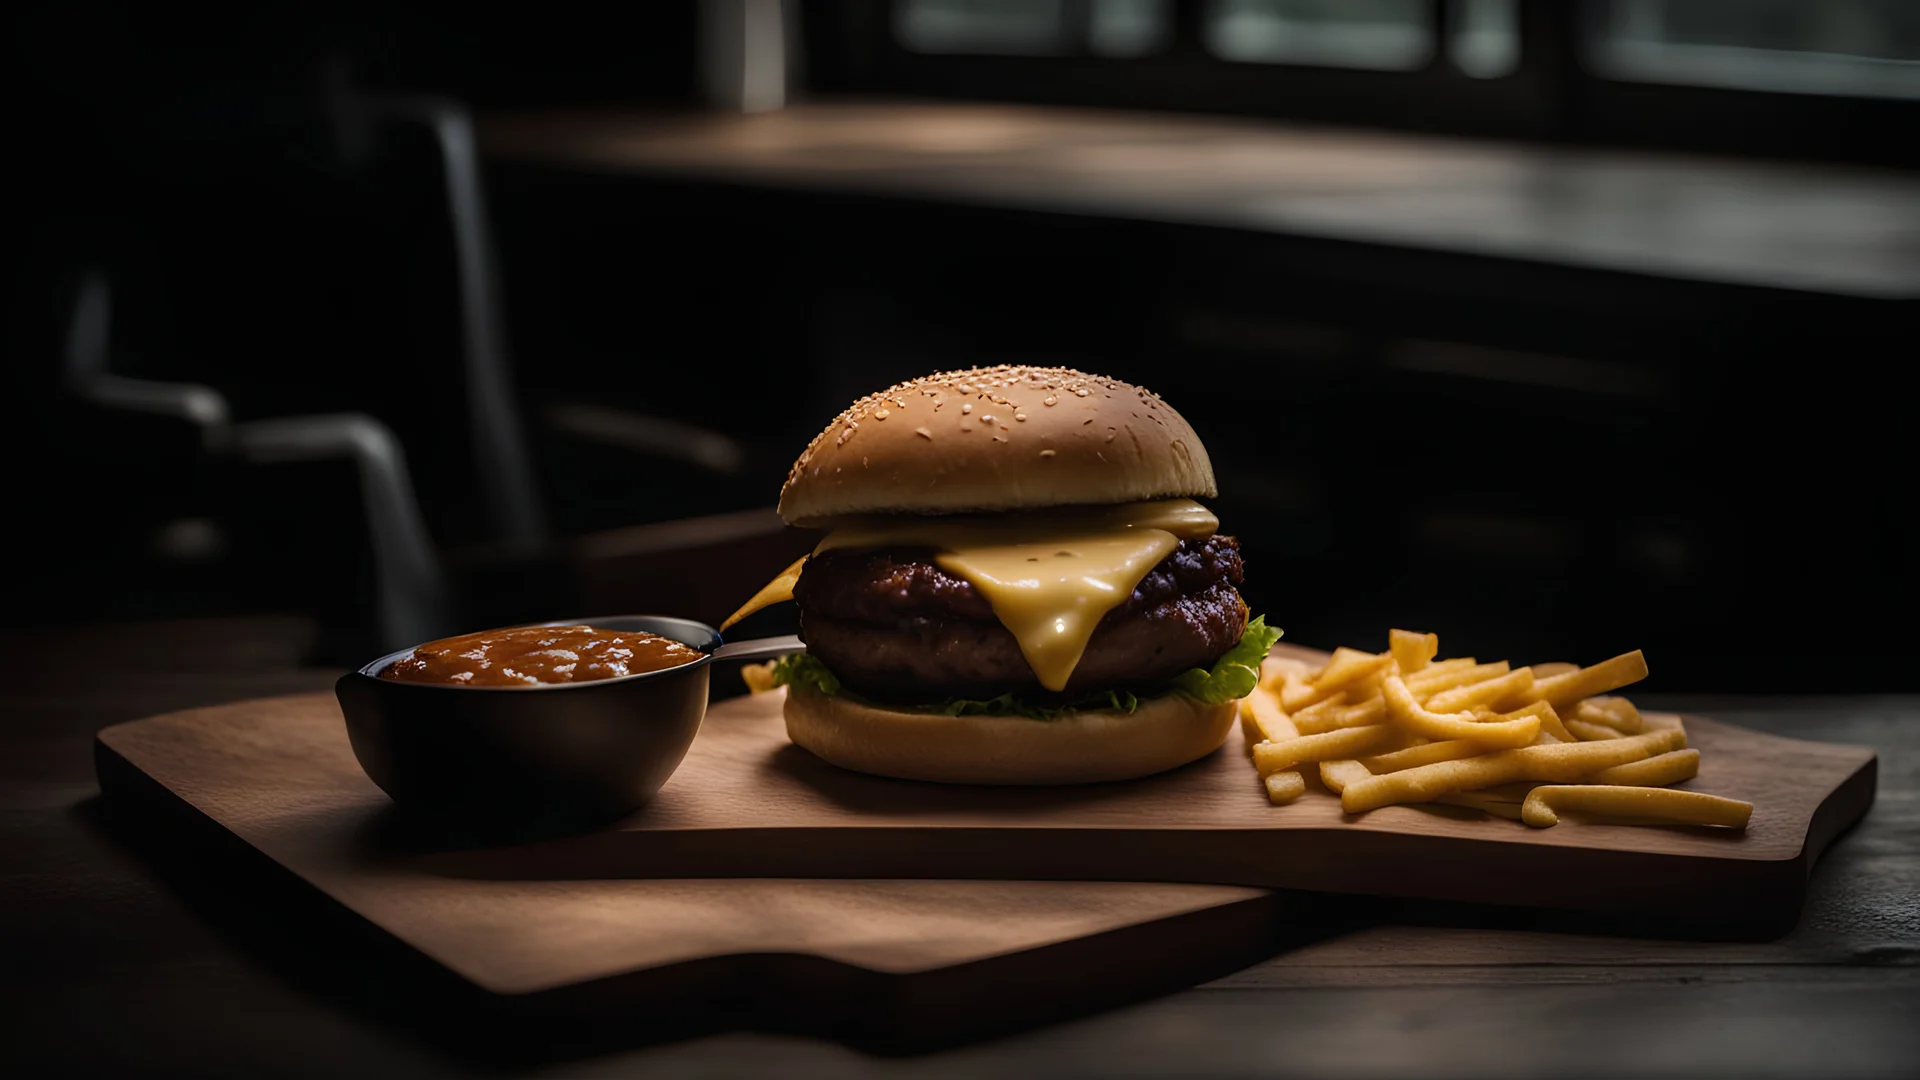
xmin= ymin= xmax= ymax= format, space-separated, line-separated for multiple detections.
xmin=4 ymin=616 xmax=1915 ymax=1077
xmin=481 ymin=101 xmax=1920 ymax=300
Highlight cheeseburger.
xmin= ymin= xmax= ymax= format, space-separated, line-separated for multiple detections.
xmin=727 ymin=365 xmax=1277 ymax=784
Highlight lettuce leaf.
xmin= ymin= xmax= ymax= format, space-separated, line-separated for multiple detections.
xmin=1168 ymin=615 xmax=1282 ymax=705
xmin=771 ymin=651 xmax=840 ymax=696
xmin=769 ymin=615 xmax=1281 ymax=720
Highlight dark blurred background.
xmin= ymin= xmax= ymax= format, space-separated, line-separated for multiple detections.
xmin=4 ymin=0 xmax=1915 ymax=690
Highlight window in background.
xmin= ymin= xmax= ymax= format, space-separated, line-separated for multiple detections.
xmin=895 ymin=0 xmax=1171 ymax=58
xmin=1588 ymin=0 xmax=1920 ymax=99
xmin=1091 ymin=0 xmax=1173 ymax=57
xmin=1450 ymin=0 xmax=1519 ymax=78
xmin=1204 ymin=0 xmax=1434 ymax=70
xmin=896 ymin=0 xmax=1067 ymax=55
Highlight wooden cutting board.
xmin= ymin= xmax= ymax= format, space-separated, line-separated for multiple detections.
xmin=493 ymin=675 xmax=1866 ymax=930
xmin=93 ymin=690 xmax=1314 ymax=1045
xmin=97 ymin=641 xmax=1874 ymax=955
xmin=374 ymin=638 xmax=1874 ymax=927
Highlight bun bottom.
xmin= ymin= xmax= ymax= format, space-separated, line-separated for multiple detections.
xmin=783 ymin=685 xmax=1238 ymax=785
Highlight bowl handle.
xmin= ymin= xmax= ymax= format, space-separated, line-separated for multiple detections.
xmin=710 ymin=634 xmax=805 ymax=664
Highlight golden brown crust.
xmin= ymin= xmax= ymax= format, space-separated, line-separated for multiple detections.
xmin=777 ymin=365 xmax=1217 ymax=525
xmin=782 ymin=684 xmax=1238 ymax=785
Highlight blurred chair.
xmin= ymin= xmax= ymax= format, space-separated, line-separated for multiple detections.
xmin=49 ymin=61 xmax=762 ymax=651
xmin=323 ymin=67 xmax=751 ymax=527
xmin=61 ymin=270 xmax=454 ymax=652
xmin=326 ymin=73 xmax=549 ymax=552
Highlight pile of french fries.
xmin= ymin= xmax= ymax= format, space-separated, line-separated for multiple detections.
xmin=1241 ymin=630 xmax=1752 ymax=829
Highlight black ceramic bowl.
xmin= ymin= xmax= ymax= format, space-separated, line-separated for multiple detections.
xmin=334 ymin=615 xmax=793 ymax=837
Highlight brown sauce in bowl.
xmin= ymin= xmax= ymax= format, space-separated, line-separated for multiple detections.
xmin=379 ymin=625 xmax=703 ymax=687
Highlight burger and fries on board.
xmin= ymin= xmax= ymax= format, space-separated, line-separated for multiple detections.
xmin=727 ymin=365 xmax=1752 ymax=832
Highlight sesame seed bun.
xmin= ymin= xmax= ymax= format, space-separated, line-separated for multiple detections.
xmin=782 ymin=683 xmax=1239 ymax=785
xmin=777 ymin=365 xmax=1217 ymax=526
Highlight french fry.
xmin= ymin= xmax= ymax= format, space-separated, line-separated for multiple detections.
xmin=1382 ymin=675 xmax=1542 ymax=749
xmin=1566 ymin=719 xmax=1624 ymax=741
xmin=1422 ymin=667 xmax=1537 ymax=714
xmin=1525 ymin=650 xmax=1650 ymax=709
xmin=1239 ymin=699 xmax=1263 ymax=755
xmin=1319 ymin=759 xmax=1372 ymax=794
xmin=1520 ymin=785 xmax=1751 ymax=829
xmin=1245 ymin=638 xmax=1744 ymax=836
xmin=1244 ymin=687 xmax=1299 ymax=743
xmin=1290 ymin=691 xmax=1351 ymax=731
xmin=740 ymin=661 xmax=779 ymax=694
xmin=1313 ymin=647 xmax=1396 ymax=695
xmin=1346 ymin=669 xmax=1391 ymax=702
xmin=1576 ymin=696 xmax=1644 ymax=733
xmin=1406 ymin=660 xmax=1511 ymax=699
xmin=1403 ymin=657 xmax=1477 ymax=683
xmin=1341 ymin=728 xmax=1687 ymax=813
xmin=1281 ymin=670 xmax=1333 ymax=712
xmin=1253 ymin=725 xmax=1400 ymax=775
xmin=1470 ymin=782 xmax=1542 ymax=801
xmin=1434 ymin=791 xmax=1526 ymax=820
xmin=1295 ymin=696 xmax=1387 ymax=736
xmin=1530 ymin=701 xmax=1576 ymax=744
xmin=1585 ymin=749 xmax=1700 ymax=787
xmin=1260 ymin=655 xmax=1317 ymax=693
xmin=1473 ymin=700 xmax=1575 ymax=744
xmin=1389 ymin=629 xmax=1439 ymax=675
xmin=1360 ymin=739 xmax=1485 ymax=774
xmin=1264 ymin=770 xmax=1307 ymax=805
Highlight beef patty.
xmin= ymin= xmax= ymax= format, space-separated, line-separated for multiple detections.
xmin=794 ymin=536 xmax=1247 ymax=701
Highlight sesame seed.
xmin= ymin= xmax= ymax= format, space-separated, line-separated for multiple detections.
xmin=1044 ymin=395 xmax=1057 ymax=406
xmin=916 ymin=426 xmax=933 ymax=440
xmin=875 ymin=408 xmax=891 ymax=420
xmin=961 ymin=403 xmax=973 ymax=414
xmin=1039 ymin=449 xmax=1056 ymax=458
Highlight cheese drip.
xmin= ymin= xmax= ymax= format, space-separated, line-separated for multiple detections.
xmin=816 ymin=499 xmax=1219 ymax=692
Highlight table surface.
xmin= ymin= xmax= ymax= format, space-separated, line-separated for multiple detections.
xmin=3 ymin=616 xmax=1916 ymax=1078
xmin=480 ymin=100 xmax=1920 ymax=300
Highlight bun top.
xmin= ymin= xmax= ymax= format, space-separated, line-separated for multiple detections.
xmin=778 ymin=365 xmax=1216 ymax=525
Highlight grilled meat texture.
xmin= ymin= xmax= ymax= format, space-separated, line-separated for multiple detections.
xmin=794 ymin=536 xmax=1247 ymax=701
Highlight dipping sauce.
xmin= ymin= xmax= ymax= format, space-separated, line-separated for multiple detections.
xmin=379 ymin=625 xmax=703 ymax=687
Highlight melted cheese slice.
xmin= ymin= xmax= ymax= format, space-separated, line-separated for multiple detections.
xmin=815 ymin=499 xmax=1218 ymax=691
xmin=719 ymin=555 xmax=808 ymax=632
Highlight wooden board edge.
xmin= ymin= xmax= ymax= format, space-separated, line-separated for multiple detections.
xmin=417 ymin=822 xmax=1813 ymax=934
xmin=1797 ymin=746 xmax=1879 ymax=880
xmin=503 ymin=888 xmax=1311 ymax=1052
xmin=89 ymin=728 xmax=1296 ymax=1001
xmin=91 ymin=731 xmax=517 ymax=1001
